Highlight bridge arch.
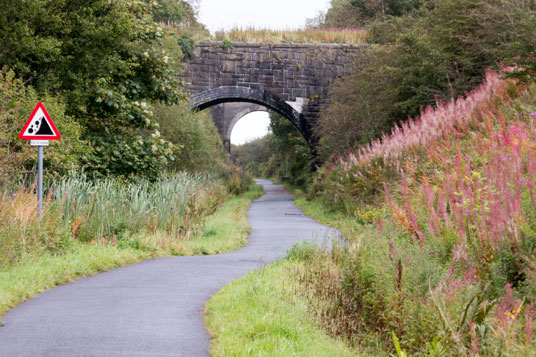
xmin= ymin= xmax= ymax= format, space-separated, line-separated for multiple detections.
xmin=190 ymin=86 xmax=313 ymax=149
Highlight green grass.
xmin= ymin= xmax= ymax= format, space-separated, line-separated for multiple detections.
xmin=273 ymin=181 xmax=356 ymax=235
xmin=294 ymin=196 xmax=360 ymax=237
xmin=184 ymin=184 xmax=264 ymax=255
xmin=0 ymin=244 xmax=152 ymax=319
xmin=0 ymin=183 xmax=263 ymax=321
xmin=205 ymin=254 xmax=359 ymax=356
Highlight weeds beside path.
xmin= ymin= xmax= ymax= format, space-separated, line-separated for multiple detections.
xmin=182 ymin=184 xmax=263 ymax=255
xmin=287 ymin=75 xmax=536 ymax=355
xmin=205 ymin=250 xmax=359 ymax=357
xmin=0 ymin=183 xmax=263 ymax=319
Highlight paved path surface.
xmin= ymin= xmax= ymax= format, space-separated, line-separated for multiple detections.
xmin=0 ymin=180 xmax=337 ymax=356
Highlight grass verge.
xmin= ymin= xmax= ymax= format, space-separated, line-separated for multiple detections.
xmin=204 ymin=247 xmax=359 ymax=356
xmin=0 ymin=244 xmax=152 ymax=319
xmin=294 ymin=196 xmax=357 ymax=235
xmin=183 ymin=183 xmax=263 ymax=255
xmin=0 ymin=183 xmax=263 ymax=321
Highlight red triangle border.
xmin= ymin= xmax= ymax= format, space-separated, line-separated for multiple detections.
xmin=18 ymin=102 xmax=62 ymax=140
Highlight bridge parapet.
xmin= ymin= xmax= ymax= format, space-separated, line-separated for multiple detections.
xmin=180 ymin=41 xmax=369 ymax=149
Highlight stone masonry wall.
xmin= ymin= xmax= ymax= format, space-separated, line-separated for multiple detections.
xmin=180 ymin=41 xmax=368 ymax=147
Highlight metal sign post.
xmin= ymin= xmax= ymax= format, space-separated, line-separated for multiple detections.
xmin=19 ymin=103 xmax=61 ymax=217
xmin=31 ymin=141 xmax=49 ymax=215
xmin=38 ymin=146 xmax=43 ymax=215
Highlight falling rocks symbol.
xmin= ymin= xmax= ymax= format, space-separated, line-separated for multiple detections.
xmin=19 ymin=102 xmax=61 ymax=140
xmin=28 ymin=116 xmax=54 ymax=135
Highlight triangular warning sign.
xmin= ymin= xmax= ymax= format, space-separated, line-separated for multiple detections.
xmin=19 ymin=103 xmax=61 ymax=140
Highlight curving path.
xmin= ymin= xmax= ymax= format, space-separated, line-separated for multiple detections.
xmin=0 ymin=180 xmax=337 ymax=356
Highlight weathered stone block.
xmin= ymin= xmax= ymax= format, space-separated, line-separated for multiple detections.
xmin=181 ymin=41 xmax=367 ymax=150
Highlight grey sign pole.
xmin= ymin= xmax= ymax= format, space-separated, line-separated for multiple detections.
xmin=38 ymin=145 xmax=44 ymax=216
xmin=19 ymin=103 xmax=60 ymax=217
xmin=31 ymin=140 xmax=49 ymax=216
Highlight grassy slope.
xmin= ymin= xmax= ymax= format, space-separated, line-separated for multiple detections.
xmin=0 ymin=184 xmax=263 ymax=319
xmin=290 ymin=78 xmax=536 ymax=354
xmin=294 ymin=196 xmax=359 ymax=235
xmin=205 ymin=257 xmax=359 ymax=356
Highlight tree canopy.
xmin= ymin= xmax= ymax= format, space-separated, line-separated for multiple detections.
xmin=0 ymin=0 xmax=191 ymax=178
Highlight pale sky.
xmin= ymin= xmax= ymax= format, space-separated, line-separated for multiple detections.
xmin=199 ymin=0 xmax=330 ymax=33
xmin=198 ymin=0 xmax=330 ymax=145
xmin=230 ymin=111 xmax=271 ymax=145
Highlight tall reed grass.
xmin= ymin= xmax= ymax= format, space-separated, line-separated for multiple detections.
xmin=53 ymin=172 xmax=215 ymax=241
xmin=0 ymin=172 xmax=228 ymax=269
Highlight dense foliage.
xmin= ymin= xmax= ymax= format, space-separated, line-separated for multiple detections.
xmin=0 ymin=0 xmax=219 ymax=179
xmin=322 ymin=0 xmax=423 ymax=27
xmin=0 ymin=69 xmax=89 ymax=187
xmin=315 ymin=0 xmax=536 ymax=159
xmin=153 ymin=102 xmax=228 ymax=173
xmin=303 ymin=73 xmax=536 ymax=355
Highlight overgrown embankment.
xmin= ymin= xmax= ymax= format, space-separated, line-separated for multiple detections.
xmin=0 ymin=172 xmax=259 ymax=318
xmin=296 ymin=73 xmax=536 ymax=355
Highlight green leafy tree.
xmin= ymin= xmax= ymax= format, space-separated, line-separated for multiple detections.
xmin=322 ymin=0 xmax=424 ymax=28
xmin=322 ymin=0 xmax=363 ymax=28
xmin=0 ymin=0 xmax=185 ymax=178
xmin=153 ymin=102 xmax=228 ymax=173
xmin=150 ymin=0 xmax=191 ymax=24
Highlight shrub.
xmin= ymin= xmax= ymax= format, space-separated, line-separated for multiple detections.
xmin=302 ymin=75 xmax=536 ymax=354
xmin=153 ymin=101 xmax=228 ymax=173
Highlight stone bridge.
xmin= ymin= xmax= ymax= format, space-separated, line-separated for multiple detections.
xmin=180 ymin=41 xmax=368 ymax=152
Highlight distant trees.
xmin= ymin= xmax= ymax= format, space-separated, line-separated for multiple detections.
xmin=232 ymin=112 xmax=312 ymax=187
xmin=321 ymin=0 xmax=423 ymax=28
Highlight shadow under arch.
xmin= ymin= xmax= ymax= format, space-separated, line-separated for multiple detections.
xmin=190 ymin=86 xmax=314 ymax=149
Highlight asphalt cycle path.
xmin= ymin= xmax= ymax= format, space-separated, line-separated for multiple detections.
xmin=0 ymin=180 xmax=338 ymax=356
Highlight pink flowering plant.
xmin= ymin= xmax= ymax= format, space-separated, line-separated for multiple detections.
xmin=303 ymin=72 xmax=536 ymax=354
